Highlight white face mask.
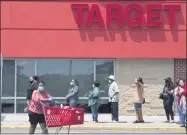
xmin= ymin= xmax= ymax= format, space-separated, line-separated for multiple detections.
xmin=108 ymin=80 xmax=112 ymax=83
xmin=92 ymin=84 xmax=95 ymax=88
xmin=179 ymin=80 xmax=184 ymax=87
xmin=70 ymin=82 xmax=74 ymax=86
xmin=38 ymin=86 xmax=44 ymax=92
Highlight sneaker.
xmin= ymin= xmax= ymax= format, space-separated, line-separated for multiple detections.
xmin=180 ymin=125 xmax=185 ymax=127
xmin=112 ymin=121 xmax=118 ymax=123
xmin=170 ymin=120 xmax=175 ymax=123
xmin=133 ymin=120 xmax=140 ymax=123
xmin=164 ymin=120 xmax=170 ymax=123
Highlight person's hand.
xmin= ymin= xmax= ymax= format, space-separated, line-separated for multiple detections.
xmin=135 ymin=79 xmax=138 ymax=83
xmin=24 ymin=107 xmax=28 ymax=113
xmin=49 ymin=97 xmax=53 ymax=101
xmin=179 ymin=89 xmax=184 ymax=95
xmin=66 ymin=95 xmax=69 ymax=99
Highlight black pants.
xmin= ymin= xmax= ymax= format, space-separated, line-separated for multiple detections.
xmin=28 ymin=111 xmax=46 ymax=125
xmin=163 ymin=99 xmax=174 ymax=121
xmin=111 ymin=102 xmax=118 ymax=121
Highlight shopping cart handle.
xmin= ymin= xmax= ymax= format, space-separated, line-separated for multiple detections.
xmin=55 ymin=101 xmax=59 ymax=104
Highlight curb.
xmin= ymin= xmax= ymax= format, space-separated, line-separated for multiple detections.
xmin=1 ymin=125 xmax=185 ymax=131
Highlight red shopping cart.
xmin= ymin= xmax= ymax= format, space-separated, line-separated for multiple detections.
xmin=42 ymin=102 xmax=84 ymax=134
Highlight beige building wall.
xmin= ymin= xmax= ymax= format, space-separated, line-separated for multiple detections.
xmin=116 ymin=59 xmax=174 ymax=116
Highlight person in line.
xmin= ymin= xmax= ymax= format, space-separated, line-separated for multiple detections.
xmin=174 ymin=79 xmax=182 ymax=125
xmin=26 ymin=81 xmax=53 ymax=134
xmin=162 ymin=77 xmax=175 ymax=123
xmin=26 ymin=76 xmax=39 ymax=106
xmin=133 ymin=77 xmax=145 ymax=123
xmin=66 ymin=79 xmax=79 ymax=107
xmin=175 ymin=79 xmax=186 ymax=127
xmin=88 ymin=81 xmax=101 ymax=123
xmin=108 ymin=75 xmax=120 ymax=123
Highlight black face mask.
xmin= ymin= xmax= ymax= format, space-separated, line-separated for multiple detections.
xmin=165 ymin=80 xmax=168 ymax=84
xmin=30 ymin=80 xmax=33 ymax=84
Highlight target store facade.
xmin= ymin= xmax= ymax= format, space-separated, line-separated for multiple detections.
xmin=1 ymin=0 xmax=186 ymax=115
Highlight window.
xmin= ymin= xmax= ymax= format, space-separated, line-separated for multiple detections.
xmin=71 ymin=60 xmax=94 ymax=97
xmin=17 ymin=60 xmax=35 ymax=97
xmin=95 ymin=60 xmax=114 ymax=97
xmin=36 ymin=59 xmax=71 ymax=97
xmin=2 ymin=60 xmax=15 ymax=97
xmin=2 ymin=99 xmax=14 ymax=113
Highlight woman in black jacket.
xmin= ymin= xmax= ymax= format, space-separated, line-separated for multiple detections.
xmin=26 ymin=76 xmax=39 ymax=105
xmin=162 ymin=77 xmax=175 ymax=123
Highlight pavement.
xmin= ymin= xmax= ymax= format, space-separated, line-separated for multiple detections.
xmin=1 ymin=114 xmax=187 ymax=132
xmin=1 ymin=129 xmax=186 ymax=134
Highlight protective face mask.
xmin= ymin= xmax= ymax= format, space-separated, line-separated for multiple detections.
xmin=38 ymin=86 xmax=44 ymax=91
xmin=70 ymin=82 xmax=74 ymax=86
xmin=92 ymin=84 xmax=95 ymax=88
xmin=108 ymin=80 xmax=112 ymax=83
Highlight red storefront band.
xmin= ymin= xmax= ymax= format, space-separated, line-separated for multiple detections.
xmin=71 ymin=4 xmax=181 ymax=27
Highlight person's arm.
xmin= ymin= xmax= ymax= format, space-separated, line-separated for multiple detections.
xmin=40 ymin=93 xmax=53 ymax=102
xmin=92 ymin=88 xmax=100 ymax=98
xmin=166 ymin=84 xmax=174 ymax=95
xmin=66 ymin=86 xmax=78 ymax=99
xmin=26 ymin=89 xmax=32 ymax=100
xmin=88 ymin=91 xmax=93 ymax=98
xmin=168 ymin=89 xmax=174 ymax=95
xmin=183 ymin=88 xmax=187 ymax=97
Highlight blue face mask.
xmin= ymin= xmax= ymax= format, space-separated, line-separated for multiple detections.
xmin=38 ymin=86 xmax=44 ymax=91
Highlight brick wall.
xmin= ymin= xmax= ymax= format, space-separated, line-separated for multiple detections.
xmin=174 ymin=59 xmax=187 ymax=83
xmin=116 ymin=59 xmax=174 ymax=116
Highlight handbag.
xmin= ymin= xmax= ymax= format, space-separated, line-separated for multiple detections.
xmin=159 ymin=93 xmax=164 ymax=99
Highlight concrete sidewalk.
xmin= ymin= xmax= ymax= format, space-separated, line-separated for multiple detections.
xmin=1 ymin=114 xmax=186 ymax=131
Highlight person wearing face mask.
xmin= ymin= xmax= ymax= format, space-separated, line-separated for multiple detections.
xmin=88 ymin=81 xmax=101 ymax=123
xmin=26 ymin=81 xmax=53 ymax=134
xmin=175 ymin=79 xmax=186 ymax=127
xmin=26 ymin=76 xmax=39 ymax=106
xmin=66 ymin=79 xmax=79 ymax=107
xmin=107 ymin=75 xmax=120 ymax=123
xmin=174 ymin=79 xmax=182 ymax=125
xmin=161 ymin=77 xmax=175 ymax=123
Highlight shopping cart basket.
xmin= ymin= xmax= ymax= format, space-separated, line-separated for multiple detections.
xmin=42 ymin=102 xmax=84 ymax=134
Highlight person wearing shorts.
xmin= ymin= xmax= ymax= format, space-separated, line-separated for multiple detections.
xmin=25 ymin=81 xmax=53 ymax=134
xmin=134 ymin=103 xmax=142 ymax=111
xmin=133 ymin=77 xmax=144 ymax=123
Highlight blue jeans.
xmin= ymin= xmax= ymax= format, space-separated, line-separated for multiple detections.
xmin=69 ymin=100 xmax=77 ymax=107
xmin=91 ymin=104 xmax=99 ymax=122
xmin=178 ymin=105 xmax=185 ymax=125
xmin=175 ymin=96 xmax=185 ymax=125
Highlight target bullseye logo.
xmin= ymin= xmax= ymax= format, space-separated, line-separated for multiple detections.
xmin=47 ymin=109 xmax=51 ymax=114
